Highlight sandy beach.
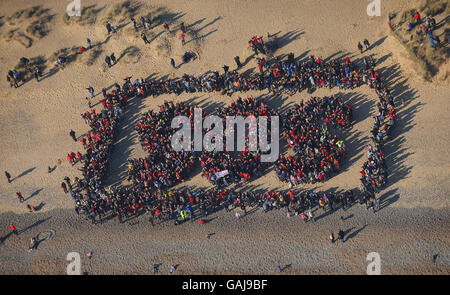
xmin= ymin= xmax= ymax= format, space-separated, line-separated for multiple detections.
xmin=0 ymin=0 xmax=449 ymax=274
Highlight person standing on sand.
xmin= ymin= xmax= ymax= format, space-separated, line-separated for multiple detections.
xmin=141 ymin=32 xmax=150 ymax=44
xmin=106 ymin=22 xmax=112 ymax=35
xmin=16 ymin=192 xmax=24 ymax=203
xmin=330 ymin=232 xmax=335 ymax=243
xmin=105 ymin=55 xmax=112 ymax=67
xmin=169 ymin=265 xmax=176 ymax=274
xmin=170 ymin=58 xmax=176 ymax=69
xmin=5 ymin=171 xmax=12 ymax=183
xmin=86 ymin=86 xmax=94 ymax=98
xmin=28 ymin=237 xmax=38 ymax=252
xmin=34 ymin=69 xmax=40 ymax=82
xmin=179 ymin=33 xmax=185 ymax=46
xmin=358 ymin=42 xmax=364 ymax=54
xmin=61 ymin=182 xmax=68 ymax=194
xmin=363 ymin=39 xmax=370 ymax=51
xmin=9 ymin=224 xmax=18 ymax=235
xmin=110 ymin=53 xmax=117 ymax=65
xmin=70 ymin=129 xmax=77 ymax=142
xmin=87 ymin=38 xmax=92 ymax=50
xmin=223 ymin=65 xmax=229 ymax=74
xmin=163 ymin=23 xmax=170 ymax=34
xmin=338 ymin=229 xmax=345 ymax=243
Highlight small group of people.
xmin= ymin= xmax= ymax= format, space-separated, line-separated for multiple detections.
xmin=357 ymin=39 xmax=371 ymax=54
xmin=406 ymin=11 xmax=442 ymax=49
xmin=105 ymin=53 xmax=117 ymax=67
xmin=6 ymin=57 xmax=43 ymax=88
xmin=248 ymin=35 xmax=266 ymax=55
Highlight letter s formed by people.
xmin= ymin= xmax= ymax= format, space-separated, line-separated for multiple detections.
xmin=66 ymin=0 xmax=81 ymax=17
xmin=367 ymin=0 xmax=381 ymax=17
xmin=67 ymin=252 xmax=81 ymax=275
xmin=366 ymin=252 xmax=381 ymax=275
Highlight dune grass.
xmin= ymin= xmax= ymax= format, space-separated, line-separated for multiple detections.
xmin=389 ymin=0 xmax=449 ymax=81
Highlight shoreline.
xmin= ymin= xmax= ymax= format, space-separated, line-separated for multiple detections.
xmin=1 ymin=205 xmax=449 ymax=274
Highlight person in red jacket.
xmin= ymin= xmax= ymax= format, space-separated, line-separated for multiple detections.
xmin=16 ymin=192 xmax=24 ymax=203
xmin=9 ymin=224 xmax=18 ymax=235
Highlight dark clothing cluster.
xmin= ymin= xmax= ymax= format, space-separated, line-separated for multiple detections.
xmin=276 ymin=95 xmax=352 ymax=186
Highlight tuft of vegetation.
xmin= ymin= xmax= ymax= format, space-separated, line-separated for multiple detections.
xmin=389 ymin=0 xmax=449 ymax=81
xmin=47 ymin=46 xmax=80 ymax=65
xmin=14 ymin=55 xmax=47 ymax=81
xmin=3 ymin=30 xmax=33 ymax=48
xmin=80 ymin=47 xmax=104 ymax=66
xmin=419 ymin=0 xmax=448 ymax=16
xmin=104 ymin=0 xmax=141 ymax=24
xmin=118 ymin=46 xmax=141 ymax=64
xmin=6 ymin=6 xmax=49 ymax=26
xmin=26 ymin=15 xmax=54 ymax=38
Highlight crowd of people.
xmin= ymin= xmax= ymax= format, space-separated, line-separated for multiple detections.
xmin=58 ymin=31 xmax=402 ymax=224
xmin=359 ymin=64 xmax=397 ymax=199
xmin=275 ymin=95 xmax=352 ymax=186
xmin=128 ymin=101 xmax=198 ymax=191
xmin=199 ymin=96 xmax=278 ymax=186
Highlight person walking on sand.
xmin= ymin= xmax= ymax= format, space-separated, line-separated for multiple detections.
xmin=363 ymin=39 xmax=370 ymax=51
xmin=61 ymin=182 xmax=68 ymax=194
xmin=338 ymin=229 xmax=345 ymax=243
xmin=358 ymin=42 xmax=364 ymax=54
xmin=34 ymin=69 xmax=40 ymax=82
xmin=70 ymin=129 xmax=77 ymax=142
xmin=330 ymin=232 xmax=335 ymax=243
xmin=170 ymin=58 xmax=176 ymax=69
xmin=141 ymin=32 xmax=150 ymax=45
xmin=179 ymin=33 xmax=185 ymax=46
xmin=87 ymin=38 xmax=92 ymax=50
xmin=9 ymin=224 xmax=18 ymax=235
xmin=28 ymin=237 xmax=38 ymax=252
xmin=5 ymin=171 xmax=12 ymax=183
xmin=16 ymin=192 xmax=24 ymax=203
xmin=169 ymin=265 xmax=176 ymax=274
xmin=105 ymin=55 xmax=112 ymax=67
xmin=163 ymin=23 xmax=170 ymax=34
xmin=86 ymin=86 xmax=94 ymax=98
xmin=106 ymin=22 xmax=112 ymax=35
xmin=110 ymin=53 xmax=117 ymax=65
